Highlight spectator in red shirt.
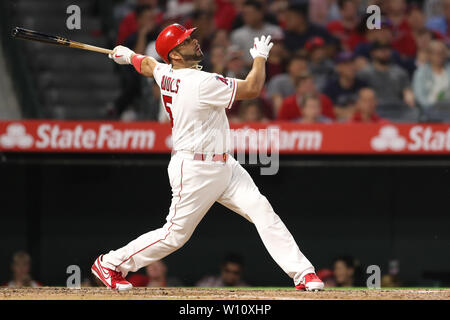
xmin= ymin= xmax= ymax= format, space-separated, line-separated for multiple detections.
xmin=214 ymin=0 xmax=238 ymax=31
xmin=386 ymin=0 xmax=417 ymax=57
xmin=267 ymin=54 xmax=310 ymax=114
xmin=350 ymin=88 xmax=384 ymax=123
xmin=112 ymin=5 xmax=161 ymax=118
xmin=116 ymin=0 xmax=162 ymax=46
xmin=297 ymin=95 xmax=333 ymax=124
xmin=327 ymin=0 xmax=365 ymax=51
xmin=128 ymin=5 xmax=160 ymax=55
xmin=316 ymin=268 xmax=336 ymax=288
xmin=269 ymin=0 xmax=289 ymax=29
xmin=277 ymin=73 xmax=335 ymax=121
xmin=116 ymin=9 xmax=137 ymax=46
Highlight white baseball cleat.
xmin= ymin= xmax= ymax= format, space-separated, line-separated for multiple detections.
xmin=295 ymin=273 xmax=325 ymax=291
xmin=91 ymin=255 xmax=133 ymax=291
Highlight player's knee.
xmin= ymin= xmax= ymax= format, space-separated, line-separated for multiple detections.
xmin=167 ymin=229 xmax=192 ymax=249
xmin=247 ymin=194 xmax=273 ymax=212
xmin=245 ymin=194 xmax=280 ymax=224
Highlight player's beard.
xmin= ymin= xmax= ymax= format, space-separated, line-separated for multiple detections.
xmin=181 ymin=50 xmax=204 ymax=64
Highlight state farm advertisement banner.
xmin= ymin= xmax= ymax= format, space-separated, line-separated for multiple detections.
xmin=1 ymin=120 xmax=450 ymax=154
xmin=0 ymin=121 xmax=172 ymax=153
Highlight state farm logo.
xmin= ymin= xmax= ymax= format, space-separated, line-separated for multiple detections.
xmin=371 ymin=125 xmax=407 ymax=151
xmin=0 ymin=123 xmax=34 ymax=149
xmin=0 ymin=123 xmax=157 ymax=151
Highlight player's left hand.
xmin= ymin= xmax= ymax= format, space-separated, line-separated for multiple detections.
xmin=249 ymin=35 xmax=274 ymax=61
xmin=109 ymin=46 xmax=135 ymax=65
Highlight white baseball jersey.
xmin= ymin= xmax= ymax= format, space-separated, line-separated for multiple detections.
xmin=101 ymin=62 xmax=317 ymax=289
xmin=153 ymin=63 xmax=237 ymax=154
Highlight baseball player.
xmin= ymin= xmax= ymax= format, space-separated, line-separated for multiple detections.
xmin=91 ymin=24 xmax=324 ymax=292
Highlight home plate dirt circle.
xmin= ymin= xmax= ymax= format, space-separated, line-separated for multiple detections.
xmin=1 ymin=288 xmax=449 ymax=300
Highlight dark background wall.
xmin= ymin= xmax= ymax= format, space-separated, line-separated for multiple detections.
xmin=1 ymin=154 xmax=449 ymax=287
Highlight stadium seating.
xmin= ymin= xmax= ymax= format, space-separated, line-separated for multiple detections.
xmin=422 ymin=102 xmax=450 ymax=123
xmin=12 ymin=0 xmax=119 ymax=119
xmin=377 ymin=102 xmax=420 ymax=123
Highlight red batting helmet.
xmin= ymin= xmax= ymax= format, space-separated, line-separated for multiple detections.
xmin=156 ymin=24 xmax=197 ymax=64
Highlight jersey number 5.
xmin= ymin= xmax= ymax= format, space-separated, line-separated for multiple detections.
xmin=162 ymin=95 xmax=174 ymax=127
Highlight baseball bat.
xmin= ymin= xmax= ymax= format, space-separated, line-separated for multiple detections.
xmin=11 ymin=27 xmax=113 ymax=55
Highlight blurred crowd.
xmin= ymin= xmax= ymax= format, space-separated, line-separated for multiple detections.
xmin=3 ymin=251 xmax=402 ymax=288
xmin=107 ymin=0 xmax=450 ymax=123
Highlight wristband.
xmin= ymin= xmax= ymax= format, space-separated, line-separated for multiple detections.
xmin=131 ymin=54 xmax=146 ymax=74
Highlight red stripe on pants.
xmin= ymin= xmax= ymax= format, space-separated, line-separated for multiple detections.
xmin=116 ymin=160 xmax=184 ymax=270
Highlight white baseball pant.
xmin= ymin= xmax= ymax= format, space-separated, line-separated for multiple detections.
xmin=102 ymin=151 xmax=315 ymax=286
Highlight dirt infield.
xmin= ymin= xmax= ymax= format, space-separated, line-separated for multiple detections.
xmin=0 ymin=287 xmax=449 ymax=300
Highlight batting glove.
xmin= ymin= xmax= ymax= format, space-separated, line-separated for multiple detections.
xmin=249 ymin=35 xmax=274 ymax=60
xmin=109 ymin=46 xmax=135 ymax=65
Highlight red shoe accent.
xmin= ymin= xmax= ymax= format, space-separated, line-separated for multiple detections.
xmin=295 ymin=273 xmax=324 ymax=291
xmin=91 ymin=255 xmax=133 ymax=291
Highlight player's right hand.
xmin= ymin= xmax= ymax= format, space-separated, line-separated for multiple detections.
xmin=249 ymin=35 xmax=274 ymax=61
xmin=109 ymin=46 xmax=135 ymax=65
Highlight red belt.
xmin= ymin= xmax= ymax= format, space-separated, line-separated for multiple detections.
xmin=172 ymin=151 xmax=228 ymax=162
